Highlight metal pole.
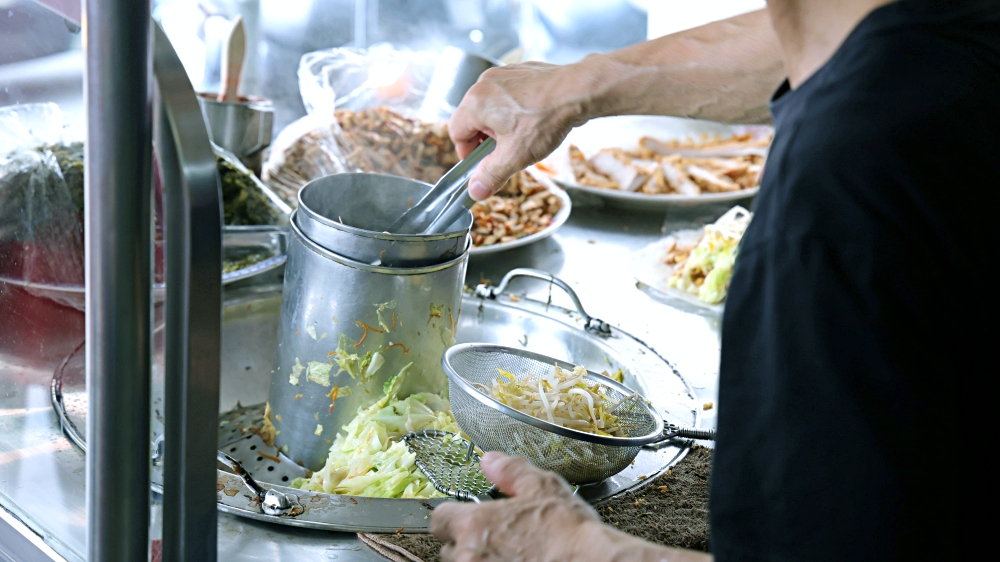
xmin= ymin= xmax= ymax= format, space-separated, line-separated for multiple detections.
xmin=84 ymin=0 xmax=152 ymax=561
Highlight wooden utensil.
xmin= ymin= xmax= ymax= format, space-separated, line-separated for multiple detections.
xmin=218 ymin=16 xmax=246 ymax=103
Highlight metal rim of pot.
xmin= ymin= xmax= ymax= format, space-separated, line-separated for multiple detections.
xmin=296 ymin=173 xmax=471 ymax=243
xmin=289 ymin=209 xmax=471 ymax=274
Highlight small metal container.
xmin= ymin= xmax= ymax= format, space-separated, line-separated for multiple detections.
xmin=198 ymin=93 xmax=274 ymax=176
xmin=269 ymin=217 xmax=469 ymax=470
xmin=296 ymin=173 xmax=471 ymax=267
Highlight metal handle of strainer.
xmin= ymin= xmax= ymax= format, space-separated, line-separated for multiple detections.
xmin=658 ymin=423 xmax=716 ymax=442
xmin=474 ymin=268 xmax=612 ymax=336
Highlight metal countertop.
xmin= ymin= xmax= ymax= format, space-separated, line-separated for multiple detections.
xmin=0 ymin=197 xmax=740 ymax=561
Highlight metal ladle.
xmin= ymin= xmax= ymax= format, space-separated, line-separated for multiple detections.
xmin=387 ymin=137 xmax=496 ymax=235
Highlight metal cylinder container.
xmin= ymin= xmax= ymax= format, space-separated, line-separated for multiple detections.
xmin=197 ymin=93 xmax=274 ymax=177
xmin=269 ymin=217 xmax=469 ymax=470
xmin=296 ymin=173 xmax=471 ymax=267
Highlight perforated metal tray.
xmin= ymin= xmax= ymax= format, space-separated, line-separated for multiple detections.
xmin=51 ymin=282 xmax=699 ymax=532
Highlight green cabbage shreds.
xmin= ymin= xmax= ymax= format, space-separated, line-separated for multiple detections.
xmin=383 ymin=362 xmax=413 ymax=397
xmin=331 ymin=334 xmax=383 ymax=381
xmin=375 ymin=300 xmax=397 ymax=333
xmin=289 ymin=358 xmax=304 ymax=385
xmin=306 ymin=361 xmax=333 ymax=386
xmin=291 ymin=370 xmax=458 ymax=499
xmin=668 ymin=206 xmax=752 ymax=305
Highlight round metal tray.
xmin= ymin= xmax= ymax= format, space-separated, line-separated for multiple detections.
xmin=52 ymin=281 xmax=699 ymax=533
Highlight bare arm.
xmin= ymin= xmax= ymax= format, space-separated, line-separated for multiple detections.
xmin=431 ymin=453 xmax=713 ymax=562
xmin=450 ymin=9 xmax=783 ymax=199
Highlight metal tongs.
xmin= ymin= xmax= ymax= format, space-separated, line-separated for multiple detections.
xmin=217 ymin=451 xmax=302 ymax=516
xmin=387 ymin=137 xmax=496 ymax=235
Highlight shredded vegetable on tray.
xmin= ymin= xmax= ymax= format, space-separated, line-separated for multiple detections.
xmin=482 ymin=365 xmax=626 ymax=437
xmin=291 ymin=371 xmax=458 ymax=499
xmin=666 ymin=205 xmax=752 ymax=304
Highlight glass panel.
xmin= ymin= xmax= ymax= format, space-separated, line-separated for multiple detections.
xmin=0 ymin=2 xmax=88 ymax=558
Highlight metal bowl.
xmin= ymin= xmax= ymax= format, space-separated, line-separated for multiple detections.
xmin=296 ymin=173 xmax=471 ymax=267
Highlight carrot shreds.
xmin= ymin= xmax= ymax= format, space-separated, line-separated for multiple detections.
xmin=354 ymin=320 xmax=384 ymax=347
xmin=384 ymin=342 xmax=409 ymax=355
xmin=260 ymin=452 xmax=281 ymax=463
xmin=328 ymin=386 xmax=339 ymax=413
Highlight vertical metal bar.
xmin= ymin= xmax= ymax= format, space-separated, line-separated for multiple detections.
xmin=84 ymin=0 xmax=152 ymax=561
xmin=152 ymin=22 xmax=223 ymax=562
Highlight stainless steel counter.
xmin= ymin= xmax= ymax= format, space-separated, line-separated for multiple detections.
xmin=0 ymin=196 xmax=741 ymax=561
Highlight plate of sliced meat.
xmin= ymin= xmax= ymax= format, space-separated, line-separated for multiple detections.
xmin=540 ymin=115 xmax=773 ymax=210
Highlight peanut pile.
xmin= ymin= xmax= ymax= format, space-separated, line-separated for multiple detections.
xmin=470 ymin=171 xmax=563 ymax=247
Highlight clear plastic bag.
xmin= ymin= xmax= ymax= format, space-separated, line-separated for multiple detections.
xmin=0 ymin=103 xmax=85 ymax=309
xmin=262 ymin=45 xmax=464 ymax=204
xmin=261 ymin=114 xmax=349 ymax=207
xmin=298 ymin=43 xmax=443 ymax=119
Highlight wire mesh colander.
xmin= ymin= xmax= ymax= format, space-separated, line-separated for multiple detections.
xmin=442 ymin=344 xmax=665 ymax=484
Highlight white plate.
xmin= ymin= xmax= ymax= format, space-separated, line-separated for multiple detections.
xmin=542 ymin=115 xmax=772 ymax=210
xmin=631 ymin=228 xmax=725 ymax=315
xmin=469 ymin=167 xmax=572 ymax=256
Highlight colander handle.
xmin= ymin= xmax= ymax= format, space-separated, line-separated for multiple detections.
xmin=474 ymin=268 xmax=612 ymax=336
xmin=658 ymin=422 xmax=716 ymax=442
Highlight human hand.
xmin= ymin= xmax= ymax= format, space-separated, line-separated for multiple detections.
xmin=449 ymin=62 xmax=593 ymax=200
xmin=430 ymin=452 xmax=604 ymax=562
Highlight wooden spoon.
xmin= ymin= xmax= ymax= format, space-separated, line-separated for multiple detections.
xmin=217 ymin=16 xmax=246 ymax=103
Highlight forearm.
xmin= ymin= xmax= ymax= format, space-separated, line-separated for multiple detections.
xmin=572 ymin=9 xmax=784 ymax=124
xmin=568 ymin=522 xmax=713 ymax=562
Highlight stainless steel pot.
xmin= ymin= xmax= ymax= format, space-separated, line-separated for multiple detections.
xmin=269 ymin=216 xmax=469 ymax=470
xmin=296 ymin=173 xmax=471 ymax=267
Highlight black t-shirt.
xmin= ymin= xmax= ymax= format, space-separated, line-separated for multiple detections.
xmin=712 ymin=1 xmax=998 ymax=560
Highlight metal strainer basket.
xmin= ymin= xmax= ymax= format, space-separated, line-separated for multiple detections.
xmin=443 ymin=344 xmax=668 ymax=484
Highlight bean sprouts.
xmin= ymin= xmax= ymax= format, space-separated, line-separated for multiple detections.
xmin=488 ymin=365 xmax=625 ymax=437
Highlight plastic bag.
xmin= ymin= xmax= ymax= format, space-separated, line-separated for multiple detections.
xmin=262 ymin=45 xmax=466 ymax=204
xmin=0 ymin=103 xmax=85 ymax=309
xmin=298 ymin=43 xmax=444 ymax=120
xmin=260 ymin=115 xmax=349 ymax=206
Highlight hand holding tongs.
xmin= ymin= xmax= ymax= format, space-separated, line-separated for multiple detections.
xmin=387 ymin=137 xmax=496 ymax=235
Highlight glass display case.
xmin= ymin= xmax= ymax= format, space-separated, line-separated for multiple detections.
xmin=1 ymin=2 xmax=723 ymax=561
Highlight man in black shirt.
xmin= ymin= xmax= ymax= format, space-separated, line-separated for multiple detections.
xmin=431 ymin=1 xmax=990 ymax=560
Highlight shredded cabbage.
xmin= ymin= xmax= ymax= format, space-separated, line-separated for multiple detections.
xmin=291 ymin=366 xmax=457 ymax=499
xmin=668 ymin=205 xmax=751 ymax=304
xmin=331 ymin=333 xmax=382 ymax=382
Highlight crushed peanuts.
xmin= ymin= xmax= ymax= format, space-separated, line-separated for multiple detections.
xmin=470 ymin=171 xmax=562 ymax=248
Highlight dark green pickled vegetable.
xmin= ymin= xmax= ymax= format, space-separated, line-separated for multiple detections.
xmin=222 ymin=252 xmax=270 ymax=273
xmin=218 ymin=156 xmax=280 ymax=226
xmin=48 ymin=142 xmax=85 ymax=214
xmin=222 ymin=243 xmax=275 ymax=274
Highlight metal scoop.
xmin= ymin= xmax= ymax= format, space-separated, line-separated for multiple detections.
xmin=402 ymin=430 xmax=497 ymax=503
xmin=387 ymin=137 xmax=496 ymax=235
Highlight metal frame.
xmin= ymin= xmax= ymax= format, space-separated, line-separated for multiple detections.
xmin=75 ymin=0 xmax=222 ymax=558
xmin=84 ymin=1 xmax=153 ymax=561
xmin=152 ymin=22 xmax=223 ymax=562
xmin=0 ymin=505 xmax=64 ymax=562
